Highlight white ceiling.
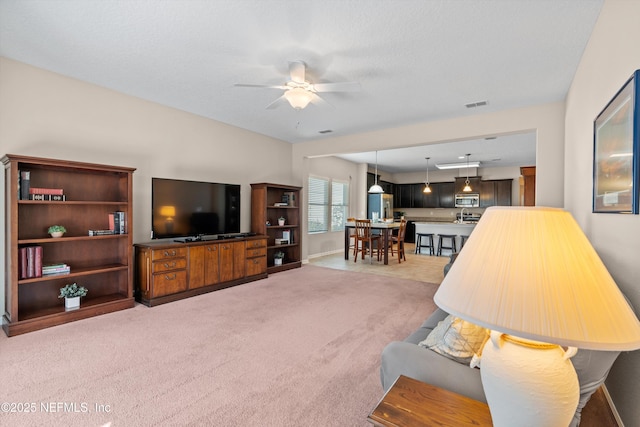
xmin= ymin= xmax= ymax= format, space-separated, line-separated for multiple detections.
xmin=0 ymin=0 xmax=602 ymax=173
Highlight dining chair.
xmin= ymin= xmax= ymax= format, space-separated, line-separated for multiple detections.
xmin=347 ymin=217 xmax=356 ymax=251
xmin=354 ymin=219 xmax=382 ymax=263
xmin=389 ymin=219 xmax=407 ymax=263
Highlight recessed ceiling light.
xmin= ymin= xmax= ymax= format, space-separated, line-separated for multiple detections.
xmin=465 ymin=100 xmax=489 ymax=108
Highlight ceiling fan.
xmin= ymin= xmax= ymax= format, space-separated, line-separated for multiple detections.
xmin=234 ymin=60 xmax=361 ymax=110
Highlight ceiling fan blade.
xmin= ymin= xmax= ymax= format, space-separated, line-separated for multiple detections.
xmin=234 ymin=83 xmax=288 ymax=90
xmin=289 ymin=61 xmax=306 ymax=84
xmin=309 ymin=93 xmax=333 ymax=108
xmin=265 ymin=95 xmax=288 ymax=109
xmin=313 ymin=81 xmax=361 ymax=92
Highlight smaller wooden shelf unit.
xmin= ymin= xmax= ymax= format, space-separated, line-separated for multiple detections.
xmin=250 ymin=183 xmax=302 ymax=274
xmin=2 ymin=154 xmax=135 ymax=336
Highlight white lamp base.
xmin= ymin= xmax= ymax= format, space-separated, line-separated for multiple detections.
xmin=481 ymin=331 xmax=579 ymax=427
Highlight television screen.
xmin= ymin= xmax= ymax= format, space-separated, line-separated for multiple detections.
xmin=152 ymin=178 xmax=240 ymax=239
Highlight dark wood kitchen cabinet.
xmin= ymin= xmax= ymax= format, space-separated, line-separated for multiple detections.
xmin=480 ymin=179 xmax=513 ymax=207
xmin=438 ymin=182 xmax=455 ymax=208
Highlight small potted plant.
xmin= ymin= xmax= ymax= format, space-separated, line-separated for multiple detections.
xmin=58 ymin=282 xmax=88 ymax=310
xmin=48 ymin=225 xmax=67 ymax=238
xmin=274 ymin=251 xmax=285 ymax=266
xmin=278 ymin=216 xmax=286 ymax=226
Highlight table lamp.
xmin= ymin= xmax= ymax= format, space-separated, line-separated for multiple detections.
xmin=434 ymin=206 xmax=640 ymax=427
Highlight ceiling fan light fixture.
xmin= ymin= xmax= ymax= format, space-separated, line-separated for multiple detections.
xmin=284 ymin=88 xmax=313 ymax=109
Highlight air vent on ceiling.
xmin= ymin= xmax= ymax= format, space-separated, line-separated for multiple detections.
xmin=465 ymin=100 xmax=488 ymax=108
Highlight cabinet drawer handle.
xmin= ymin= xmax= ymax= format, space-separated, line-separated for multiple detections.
xmin=165 ymin=274 xmax=176 ymax=280
xmin=164 ymin=261 xmax=177 ymax=268
xmin=163 ymin=250 xmax=177 ymax=257
xmin=253 ymin=259 xmax=260 ymax=264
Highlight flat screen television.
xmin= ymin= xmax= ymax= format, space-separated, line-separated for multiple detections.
xmin=152 ymin=177 xmax=240 ymax=239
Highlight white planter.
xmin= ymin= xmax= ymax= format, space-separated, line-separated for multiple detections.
xmin=65 ymin=296 xmax=80 ymax=311
xmin=278 ymin=219 xmax=285 ymax=226
xmin=274 ymin=258 xmax=283 ymax=266
xmin=50 ymin=231 xmax=64 ymax=238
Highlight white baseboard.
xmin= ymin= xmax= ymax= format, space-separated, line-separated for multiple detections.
xmin=307 ymin=249 xmax=343 ymax=259
xmin=601 ymin=384 xmax=624 ymax=427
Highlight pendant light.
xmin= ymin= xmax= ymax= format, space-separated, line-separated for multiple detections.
xmin=368 ymin=151 xmax=384 ymax=193
xmin=463 ymin=153 xmax=473 ymax=192
xmin=423 ymin=157 xmax=432 ymax=193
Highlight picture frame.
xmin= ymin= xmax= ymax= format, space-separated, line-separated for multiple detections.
xmin=593 ymin=69 xmax=640 ymax=213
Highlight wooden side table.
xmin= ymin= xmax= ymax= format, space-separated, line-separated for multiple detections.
xmin=368 ymin=375 xmax=493 ymax=427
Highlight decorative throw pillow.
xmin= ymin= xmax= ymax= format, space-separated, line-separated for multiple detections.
xmin=418 ymin=314 xmax=488 ymax=365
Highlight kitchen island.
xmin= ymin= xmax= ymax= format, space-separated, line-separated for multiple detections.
xmin=414 ymin=222 xmax=477 ymax=254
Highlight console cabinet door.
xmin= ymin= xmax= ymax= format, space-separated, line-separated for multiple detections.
xmin=204 ymin=244 xmax=220 ymax=285
xmin=220 ymin=241 xmax=245 ymax=282
xmin=188 ymin=246 xmax=206 ymax=288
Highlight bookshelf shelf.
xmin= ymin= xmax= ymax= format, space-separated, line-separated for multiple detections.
xmin=2 ymin=154 xmax=135 ymax=336
xmin=18 ymin=234 xmax=128 ymax=244
xmin=18 ymin=264 xmax=129 ymax=285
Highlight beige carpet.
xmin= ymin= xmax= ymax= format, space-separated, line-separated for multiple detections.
xmin=0 ymin=265 xmax=438 ymax=426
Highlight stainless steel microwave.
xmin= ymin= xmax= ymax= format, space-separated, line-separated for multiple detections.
xmin=455 ymin=193 xmax=480 ymax=208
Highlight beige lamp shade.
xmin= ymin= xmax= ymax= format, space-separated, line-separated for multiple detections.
xmin=434 ymin=206 xmax=640 ymax=351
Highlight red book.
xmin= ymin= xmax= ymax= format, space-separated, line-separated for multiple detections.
xmin=29 ymin=187 xmax=64 ymax=195
xmin=108 ymin=213 xmax=115 ymax=231
xmin=19 ymin=247 xmax=28 ymax=279
xmin=26 ymin=246 xmax=35 ymax=278
xmin=34 ymin=246 xmax=43 ymax=277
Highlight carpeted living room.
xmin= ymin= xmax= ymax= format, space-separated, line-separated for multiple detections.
xmin=0 ymin=262 xmax=442 ymax=426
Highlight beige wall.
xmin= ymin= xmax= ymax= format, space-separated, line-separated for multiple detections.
xmin=295 ymin=102 xmax=565 ymax=260
xmin=564 ymin=0 xmax=640 ymax=424
xmin=0 ymin=57 xmax=293 ymax=312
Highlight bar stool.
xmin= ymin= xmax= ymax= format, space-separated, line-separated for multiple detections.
xmin=460 ymin=235 xmax=469 ymax=249
xmin=437 ymin=234 xmax=457 ymax=256
xmin=415 ymin=233 xmax=435 ymax=255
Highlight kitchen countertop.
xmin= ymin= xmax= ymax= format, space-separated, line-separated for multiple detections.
xmin=414 ymin=221 xmax=478 ymax=225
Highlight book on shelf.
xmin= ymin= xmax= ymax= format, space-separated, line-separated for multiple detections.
xmin=29 ymin=187 xmax=64 ymax=195
xmin=28 ymin=194 xmax=66 ymax=201
xmin=112 ymin=211 xmax=126 ymax=234
xmin=19 ymin=170 xmax=30 ymax=200
xmin=88 ymin=229 xmax=115 ymax=236
xmin=42 ymin=263 xmax=70 ymax=276
xmin=19 ymin=245 xmax=43 ymax=279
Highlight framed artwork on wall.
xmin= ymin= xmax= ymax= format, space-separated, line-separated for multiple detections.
xmin=593 ymin=69 xmax=640 ymax=214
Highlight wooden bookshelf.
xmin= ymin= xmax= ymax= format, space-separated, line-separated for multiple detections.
xmin=250 ymin=183 xmax=302 ymax=274
xmin=2 ymin=154 xmax=135 ymax=336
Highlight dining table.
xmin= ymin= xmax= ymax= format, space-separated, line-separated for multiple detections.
xmin=344 ymin=221 xmax=401 ymax=265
